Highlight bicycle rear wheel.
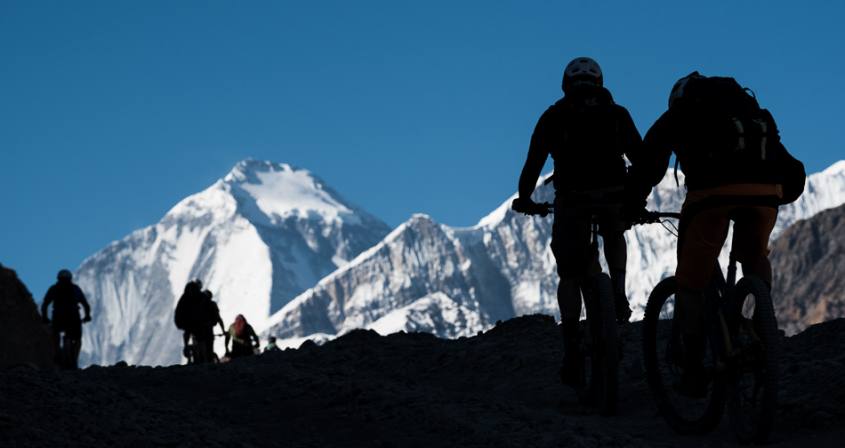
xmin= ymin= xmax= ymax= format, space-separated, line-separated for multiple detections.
xmin=727 ymin=276 xmax=779 ymax=444
xmin=580 ymin=273 xmax=619 ymax=416
xmin=643 ymin=277 xmax=726 ymax=434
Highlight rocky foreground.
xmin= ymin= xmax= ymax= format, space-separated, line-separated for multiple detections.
xmin=2 ymin=315 xmax=844 ymax=448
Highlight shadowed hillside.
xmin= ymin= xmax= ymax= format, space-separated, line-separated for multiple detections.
xmin=1 ymin=315 xmax=843 ymax=447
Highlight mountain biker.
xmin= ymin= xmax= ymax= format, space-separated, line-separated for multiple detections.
xmin=629 ymin=72 xmax=805 ymax=396
xmin=225 ymin=314 xmax=260 ymax=358
xmin=41 ymin=269 xmax=92 ymax=368
xmin=511 ymin=57 xmax=646 ymax=387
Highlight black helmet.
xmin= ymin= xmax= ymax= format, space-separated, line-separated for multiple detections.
xmin=57 ymin=269 xmax=73 ymax=281
xmin=562 ymin=57 xmax=603 ymax=93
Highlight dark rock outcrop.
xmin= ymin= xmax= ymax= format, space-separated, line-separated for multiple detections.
xmin=771 ymin=204 xmax=845 ymax=335
xmin=0 ymin=265 xmax=54 ymax=368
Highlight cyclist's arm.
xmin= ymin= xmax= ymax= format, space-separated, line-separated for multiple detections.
xmin=517 ymin=110 xmax=554 ymax=200
xmin=75 ymin=285 xmax=92 ymax=320
xmin=616 ymin=106 xmax=644 ymax=169
xmin=630 ymin=110 xmax=676 ymax=194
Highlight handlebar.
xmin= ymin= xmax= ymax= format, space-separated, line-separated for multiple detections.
xmin=634 ymin=211 xmax=682 ymax=224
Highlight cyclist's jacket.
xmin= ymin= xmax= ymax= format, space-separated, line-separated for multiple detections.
xmin=518 ymin=84 xmax=644 ymax=199
xmin=41 ymin=280 xmax=90 ymax=324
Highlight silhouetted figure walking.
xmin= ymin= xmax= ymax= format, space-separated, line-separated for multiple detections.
xmin=511 ymin=57 xmax=646 ymax=387
xmin=41 ymin=269 xmax=92 ymax=369
xmin=225 ymin=314 xmax=259 ymax=359
xmin=196 ymin=289 xmax=225 ymax=363
xmin=174 ymin=279 xmax=215 ymax=364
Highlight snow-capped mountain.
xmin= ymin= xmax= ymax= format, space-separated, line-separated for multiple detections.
xmin=77 ymin=160 xmax=390 ymax=366
xmin=266 ymin=161 xmax=845 ymax=343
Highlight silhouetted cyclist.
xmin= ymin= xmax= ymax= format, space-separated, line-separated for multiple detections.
xmin=41 ymin=269 xmax=91 ymax=369
xmin=511 ymin=57 xmax=646 ymax=387
xmin=225 ymin=314 xmax=259 ymax=358
xmin=629 ymin=72 xmax=805 ymax=396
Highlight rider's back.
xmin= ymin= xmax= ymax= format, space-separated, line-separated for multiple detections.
xmin=44 ymin=282 xmax=83 ymax=324
xmin=540 ymin=85 xmax=637 ymax=192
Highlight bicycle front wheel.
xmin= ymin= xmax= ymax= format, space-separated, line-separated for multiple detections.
xmin=581 ymin=273 xmax=619 ymax=416
xmin=642 ymin=277 xmax=726 ymax=434
xmin=727 ymin=276 xmax=779 ymax=444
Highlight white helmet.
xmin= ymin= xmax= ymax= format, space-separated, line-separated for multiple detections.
xmin=668 ymin=71 xmax=702 ymax=108
xmin=562 ymin=57 xmax=603 ymax=92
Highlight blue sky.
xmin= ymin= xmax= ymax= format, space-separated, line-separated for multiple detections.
xmin=2 ymin=1 xmax=843 ymax=298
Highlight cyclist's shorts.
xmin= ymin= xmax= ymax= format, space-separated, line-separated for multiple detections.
xmin=51 ymin=318 xmax=82 ymax=340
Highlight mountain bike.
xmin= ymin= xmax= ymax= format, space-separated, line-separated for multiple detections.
xmin=54 ymin=317 xmax=90 ymax=370
xmin=517 ymin=200 xmax=619 ymax=416
xmin=638 ymin=210 xmax=778 ymax=444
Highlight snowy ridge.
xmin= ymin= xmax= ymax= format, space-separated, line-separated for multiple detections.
xmin=268 ymin=161 xmax=845 ymax=346
xmin=77 ymin=160 xmax=390 ymax=366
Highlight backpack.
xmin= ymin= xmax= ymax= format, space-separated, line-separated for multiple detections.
xmin=174 ymin=282 xmax=202 ymax=331
xmin=674 ymin=76 xmax=806 ymax=203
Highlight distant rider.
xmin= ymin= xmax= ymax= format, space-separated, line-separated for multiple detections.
xmin=41 ymin=269 xmax=92 ymax=369
xmin=629 ymin=72 xmax=805 ymax=396
xmin=225 ymin=314 xmax=260 ymax=358
xmin=263 ymin=336 xmax=281 ymax=353
xmin=511 ymin=57 xmax=646 ymax=387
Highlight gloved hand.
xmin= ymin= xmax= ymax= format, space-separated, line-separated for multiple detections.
xmin=82 ymin=315 xmax=92 ymax=323
xmin=622 ymin=198 xmax=648 ymax=224
xmin=511 ymin=197 xmax=533 ymax=214
xmin=511 ymin=197 xmax=549 ymax=217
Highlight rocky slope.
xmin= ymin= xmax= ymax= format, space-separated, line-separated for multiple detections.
xmin=76 ymin=160 xmax=390 ymax=366
xmin=771 ymin=203 xmax=845 ymax=335
xmin=2 ymin=315 xmax=844 ymax=447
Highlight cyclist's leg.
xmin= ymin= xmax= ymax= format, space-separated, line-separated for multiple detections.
xmin=730 ymin=206 xmax=778 ymax=287
xmin=598 ymin=207 xmax=630 ymax=322
xmin=66 ymin=321 xmax=82 ymax=369
xmin=675 ymin=204 xmax=731 ymax=396
xmin=551 ymin=208 xmax=592 ymax=386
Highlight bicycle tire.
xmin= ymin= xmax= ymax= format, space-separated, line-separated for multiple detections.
xmin=643 ymin=276 xmax=726 ymax=434
xmin=727 ymin=276 xmax=779 ymax=444
xmin=581 ymin=273 xmax=619 ymax=416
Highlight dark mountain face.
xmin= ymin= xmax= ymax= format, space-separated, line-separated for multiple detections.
xmin=771 ymin=203 xmax=845 ymax=336
xmin=0 ymin=265 xmax=54 ymax=368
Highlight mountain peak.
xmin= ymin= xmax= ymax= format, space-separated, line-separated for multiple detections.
xmin=222 ymin=159 xmax=357 ymax=224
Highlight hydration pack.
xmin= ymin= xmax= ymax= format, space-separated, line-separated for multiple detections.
xmin=674 ymin=76 xmax=805 ymax=203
